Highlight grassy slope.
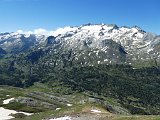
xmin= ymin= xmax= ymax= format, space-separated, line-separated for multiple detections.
xmin=0 ymin=85 xmax=160 ymax=120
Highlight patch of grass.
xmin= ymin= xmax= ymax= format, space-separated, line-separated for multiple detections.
xmin=0 ymin=86 xmax=26 ymax=106
xmin=2 ymin=102 xmax=47 ymax=113
xmin=25 ymin=82 xmax=51 ymax=93
xmin=11 ymin=113 xmax=27 ymax=119
xmin=0 ymin=86 xmax=25 ymax=100
xmin=13 ymin=103 xmax=109 ymax=120
xmin=13 ymin=110 xmax=54 ymax=120
xmin=105 ymin=97 xmax=120 ymax=106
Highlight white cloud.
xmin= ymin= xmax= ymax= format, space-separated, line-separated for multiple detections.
xmin=16 ymin=28 xmax=55 ymax=36
xmin=16 ymin=30 xmax=24 ymax=34
xmin=34 ymin=28 xmax=48 ymax=35
xmin=16 ymin=26 xmax=77 ymax=37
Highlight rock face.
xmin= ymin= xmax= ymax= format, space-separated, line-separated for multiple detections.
xmin=105 ymin=104 xmax=130 ymax=115
xmin=15 ymin=96 xmax=57 ymax=110
xmin=88 ymin=97 xmax=130 ymax=115
xmin=0 ymin=47 xmax=6 ymax=57
xmin=0 ymin=32 xmax=46 ymax=53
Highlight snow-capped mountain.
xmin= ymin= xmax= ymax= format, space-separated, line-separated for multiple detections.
xmin=50 ymin=24 xmax=160 ymax=66
xmin=0 ymin=32 xmax=47 ymax=53
xmin=0 ymin=23 xmax=160 ymax=66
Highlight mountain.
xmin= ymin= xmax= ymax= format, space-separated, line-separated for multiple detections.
xmin=0 ymin=32 xmax=47 ymax=53
xmin=0 ymin=24 xmax=159 ymax=67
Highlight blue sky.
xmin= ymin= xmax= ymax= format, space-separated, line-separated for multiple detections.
xmin=0 ymin=0 xmax=159 ymax=34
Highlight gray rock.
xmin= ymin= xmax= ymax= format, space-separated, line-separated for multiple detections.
xmin=15 ymin=97 xmax=38 ymax=107
xmin=104 ymin=102 xmax=130 ymax=115
xmin=40 ymin=102 xmax=57 ymax=110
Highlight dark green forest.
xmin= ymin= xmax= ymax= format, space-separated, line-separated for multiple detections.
xmin=0 ymin=55 xmax=160 ymax=115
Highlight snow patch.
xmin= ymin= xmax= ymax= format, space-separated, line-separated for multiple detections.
xmin=55 ymin=108 xmax=61 ymax=111
xmin=3 ymin=98 xmax=15 ymax=104
xmin=0 ymin=107 xmax=33 ymax=120
xmin=104 ymin=59 xmax=108 ymax=62
xmin=67 ymin=104 xmax=72 ymax=107
xmin=18 ymin=112 xmax=33 ymax=116
xmin=147 ymin=48 xmax=153 ymax=53
xmin=88 ymin=52 xmax=91 ymax=56
xmin=91 ymin=109 xmax=102 ymax=113
xmin=0 ymin=107 xmax=16 ymax=120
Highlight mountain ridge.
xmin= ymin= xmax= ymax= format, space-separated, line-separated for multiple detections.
xmin=1 ymin=23 xmax=159 ymax=67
